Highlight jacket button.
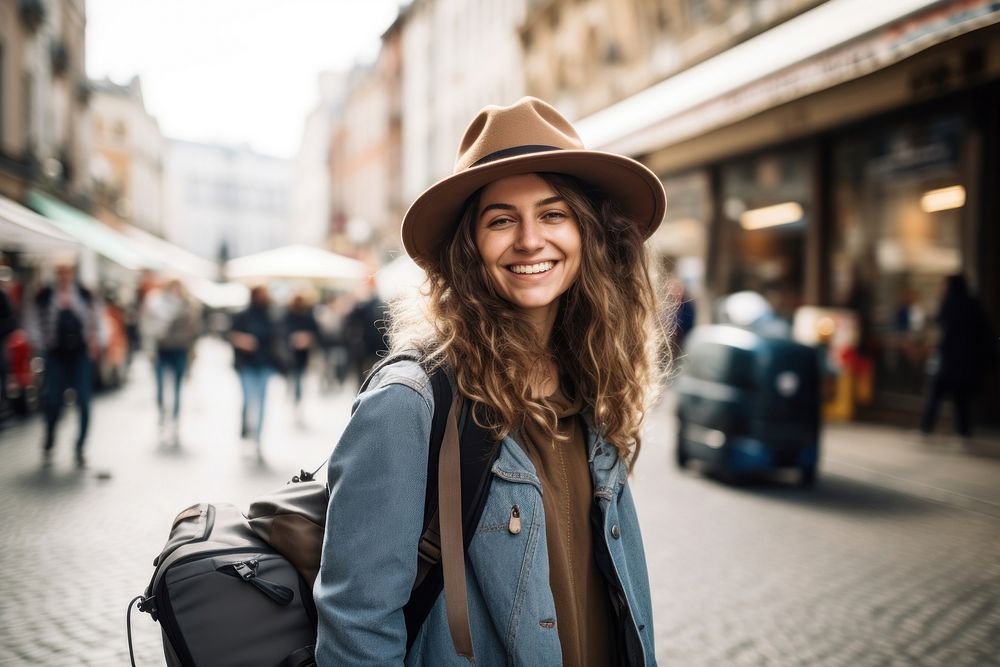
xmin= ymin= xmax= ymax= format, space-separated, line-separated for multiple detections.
xmin=611 ymin=524 xmax=620 ymax=539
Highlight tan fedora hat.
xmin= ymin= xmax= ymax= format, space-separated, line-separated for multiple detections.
xmin=401 ymin=97 xmax=667 ymax=270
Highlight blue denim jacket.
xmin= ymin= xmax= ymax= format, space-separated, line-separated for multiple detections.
xmin=314 ymin=360 xmax=656 ymax=666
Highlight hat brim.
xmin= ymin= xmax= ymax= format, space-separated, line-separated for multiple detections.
xmin=401 ymin=149 xmax=667 ymax=270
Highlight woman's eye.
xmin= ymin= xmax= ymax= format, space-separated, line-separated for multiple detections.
xmin=542 ymin=210 xmax=568 ymax=222
xmin=487 ymin=216 xmax=515 ymax=228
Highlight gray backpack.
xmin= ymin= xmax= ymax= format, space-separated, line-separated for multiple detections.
xmin=127 ymin=502 xmax=317 ymax=667
xmin=127 ymin=355 xmax=498 ymax=666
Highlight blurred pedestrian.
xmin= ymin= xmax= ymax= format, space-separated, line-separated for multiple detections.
xmin=143 ymin=279 xmax=201 ymax=444
xmin=315 ymin=293 xmax=350 ymax=391
xmin=283 ymin=292 xmax=320 ymax=423
xmin=343 ymin=278 xmax=388 ymax=386
xmin=315 ymin=97 xmax=664 ymax=664
xmin=663 ymin=277 xmax=695 ymax=355
xmin=229 ymin=285 xmax=277 ymax=457
xmin=920 ymin=275 xmax=995 ymax=438
xmin=0 ymin=267 xmax=19 ymax=430
xmin=24 ymin=259 xmax=102 ymax=467
xmin=99 ymin=289 xmax=130 ymax=389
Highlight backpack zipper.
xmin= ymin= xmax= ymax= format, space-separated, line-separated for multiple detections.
xmin=145 ymin=545 xmax=280 ymax=608
xmin=223 ymin=558 xmax=294 ymax=606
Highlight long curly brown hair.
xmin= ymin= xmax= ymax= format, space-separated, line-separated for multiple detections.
xmin=388 ymin=173 xmax=668 ymax=468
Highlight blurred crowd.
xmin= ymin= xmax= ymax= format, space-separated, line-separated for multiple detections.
xmin=0 ymin=253 xmax=390 ymax=466
xmin=1 ymin=247 xmax=995 ymax=473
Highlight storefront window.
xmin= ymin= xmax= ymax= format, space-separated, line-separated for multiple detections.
xmin=832 ymin=114 xmax=968 ymax=401
xmin=718 ymin=149 xmax=812 ymax=322
xmin=654 ymin=170 xmax=710 ymax=294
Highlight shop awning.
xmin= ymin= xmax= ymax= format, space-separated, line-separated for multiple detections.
xmin=225 ymin=244 xmax=369 ymax=287
xmin=26 ymin=190 xmax=152 ymax=271
xmin=121 ymin=224 xmax=218 ymax=281
xmin=0 ymin=195 xmax=80 ymax=254
xmin=575 ymin=0 xmax=999 ymax=156
xmin=25 ymin=190 xmax=251 ymax=308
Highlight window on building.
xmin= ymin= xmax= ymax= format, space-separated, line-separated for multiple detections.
xmin=718 ymin=148 xmax=813 ymax=323
xmin=831 ymin=114 xmax=970 ymax=401
xmin=654 ymin=170 xmax=711 ymax=300
xmin=0 ymin=44 xmax=5 ymax=144
xmin=22 ymin=72 xmax=34 ymax=151
xmin=113 ymin=120 xmax=127 ymax=141
xmin=217 ymin=181 xmax=238 ymax=208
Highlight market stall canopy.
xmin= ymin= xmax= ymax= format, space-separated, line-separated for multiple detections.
xmin=225 ymin=244 xmax=369 ymax=287
xmin=1 ymin=194 xmax=80 ymax=253
xmin=182 ymin=275 xmax=249 ymax=310
xmin=27 ymin=190 xmax=150 ymax=271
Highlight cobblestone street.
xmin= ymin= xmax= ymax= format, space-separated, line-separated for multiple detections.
xmin=1 ymin=338 xmax=999 ymax=666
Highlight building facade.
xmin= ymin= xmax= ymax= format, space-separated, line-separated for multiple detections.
xmin=521 ymin=0 xmax=823 ymax=120
xmin=88 ymin=76 xmax=165 ymax=236
xmin=399 ymin=0 xmax=528 ymax=204
xmin=550 ymin=0 xmax=1000 ymax=423
xmin=327 ymin=19 xmax=404 ymax=260
xmin=289 ymin=72 xmax=348 ymax=248
xmin=0 ymin=0 xmax=91 ymax=207
xmin=162 ymin=140 xmax=293 ymax=262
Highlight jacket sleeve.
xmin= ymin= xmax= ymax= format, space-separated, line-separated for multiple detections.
xmin=314 ymin=377 xmax=433 ymax=666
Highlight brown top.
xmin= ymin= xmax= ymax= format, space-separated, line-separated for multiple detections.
xmin=520 ymin=386 xmax=618 ymax=667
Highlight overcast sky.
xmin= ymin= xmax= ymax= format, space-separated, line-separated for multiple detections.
xmin=86 ymin=0 xmax=400 ymax=159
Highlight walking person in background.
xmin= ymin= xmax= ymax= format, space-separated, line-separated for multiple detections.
xmin=662 ymin=277 xmax=695 ymax=366
xmin=24 ymin=259 xmax=103 ymax=468
xmin=343 ymin=277 xmax=388 ymax=387
xmin=0 ymin=267 xmax=19 ymax=431
xmin=142 ymin=279 xmax=201 ymax=445
xmin=283 ymin=292 xmax=320 ymax=425
xmin=316 ymin=293 xmax=350 ymax=392
xmin=229 ymin=285 xmax=277 ymax=459
xmin=315 ymin=98 xmax=665 ymax=665
xmin=920 ymin=274 xmax=995 ymax=439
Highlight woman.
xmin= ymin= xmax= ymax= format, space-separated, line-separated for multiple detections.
xmin=315 ymin=98 xmax=667 ymax=665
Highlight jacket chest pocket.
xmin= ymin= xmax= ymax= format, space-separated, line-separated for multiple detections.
xmin=475 ymin=467 xmax=542 ymax=537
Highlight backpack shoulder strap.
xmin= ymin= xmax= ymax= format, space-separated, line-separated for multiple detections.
xmin=357 ymin=350 xmax=423 ymax=395
xmin=324 ymin=350 xmax=498 ymax=650
xmin=403 ymin=372 xmax=498 ymax=652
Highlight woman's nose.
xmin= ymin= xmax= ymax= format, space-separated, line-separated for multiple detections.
xmin=514 ymin=219 xmax=544 ymax=253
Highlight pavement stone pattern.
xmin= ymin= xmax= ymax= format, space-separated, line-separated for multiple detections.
xmin=636 ymin=401 xmax=1000 ymax=667
xmin=0 ymin=337 xmax=997 ymax=666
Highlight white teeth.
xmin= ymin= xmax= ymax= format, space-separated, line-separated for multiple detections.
xmin=509 ymin=261 xmax=554 ymax=275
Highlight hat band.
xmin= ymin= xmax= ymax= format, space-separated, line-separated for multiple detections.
xmin=471 ymin=144 xmax=561 ymax=167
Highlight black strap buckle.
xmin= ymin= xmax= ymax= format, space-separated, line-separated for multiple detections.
xmin=136 ymin=595 xmax=157 ymax=614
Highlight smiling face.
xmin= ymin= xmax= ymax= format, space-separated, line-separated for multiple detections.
xmin=474 ymin=173 xmax=582 ymax=338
